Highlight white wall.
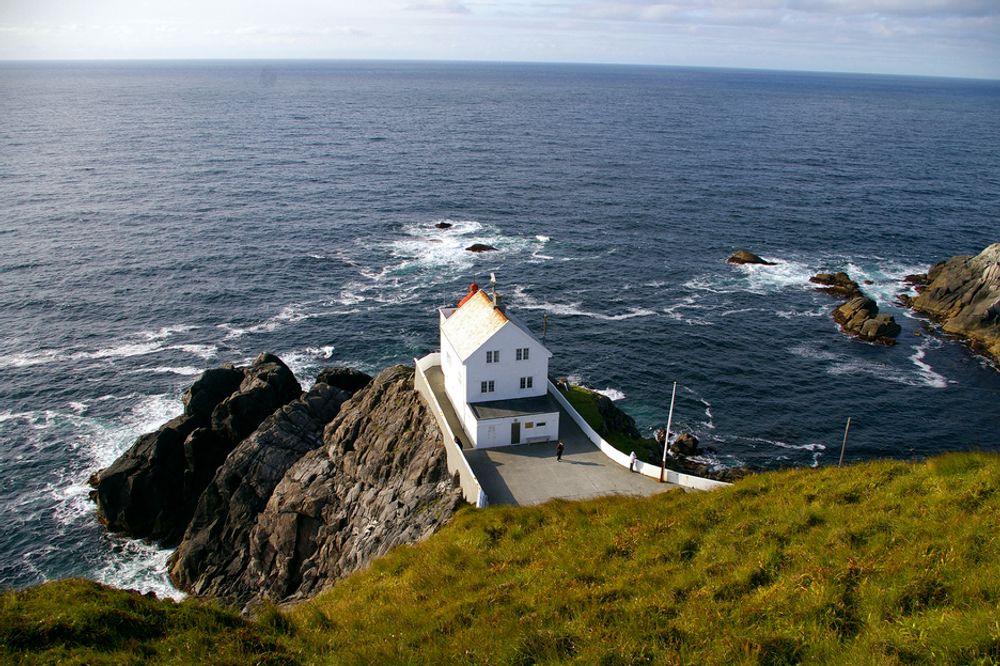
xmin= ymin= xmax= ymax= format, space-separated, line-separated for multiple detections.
xmin=464 ymin=324 xmax=550 ymax=404
xmin=474 ymin=411 xmax=560 ymax=448
xmin=413 ymin=354 xmax=488 ymax=507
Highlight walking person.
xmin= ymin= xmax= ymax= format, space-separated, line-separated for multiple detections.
xmin=629 ymin=451 xmax=638 ymax=473
xmin=556 ymin=439 xmax=565 ymax=462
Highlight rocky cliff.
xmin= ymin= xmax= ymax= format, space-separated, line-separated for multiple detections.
xmin=906 ymin=243 xmax=1000 ymax=365
xmin=169 ymin=364 xmax=464 ymax=607
xmin=89 ymin=353 xmax=301 ymax=545
xmin=91 ymin=357 xmax=464 ymax=608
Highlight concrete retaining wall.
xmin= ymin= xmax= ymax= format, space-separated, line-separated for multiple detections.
xmin=547 ymin=380 xmax=730 ymax=492
xmin=415 ymin=354 xmax=489 ymax=507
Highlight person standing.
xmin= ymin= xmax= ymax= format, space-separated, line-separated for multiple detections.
xmin=629 ymin=451 xmax=638 ymax=473
xmin=556 ymin=440 xmax=565 ymax=462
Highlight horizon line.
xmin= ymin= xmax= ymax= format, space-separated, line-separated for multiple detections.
xmin=1 ymin=56 xmax=997 ymax=84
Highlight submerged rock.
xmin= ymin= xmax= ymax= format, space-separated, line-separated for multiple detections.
xmin=727 ymin=250 xmax=775 ymax=266
xmin=89 ymin=354 xmax=301 ymax=545
xmin=434 ymin=221 xmax=453 ymax=229
xmin=908 ymin=243 xmax=1000 ymax=365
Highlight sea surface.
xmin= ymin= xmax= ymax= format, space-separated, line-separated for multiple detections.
xmin=1 ymin=61 xmax=999 ymax=597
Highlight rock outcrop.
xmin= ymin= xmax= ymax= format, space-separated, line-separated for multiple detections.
xmin=906 ymin=243 xmax=1000 ymax=365
xmin=727 ymin=250 xmax=775 ymax=266
xmin=671 ymin=432 xmax=700 ymax=456
xmin=833 ymin=296 xmax=902 ymax=344
xmin=89 ymin=354 xmax=300 ymax=545
xmin=219 ymin=365 xmax=463 ymax=606
xmin=466 ymin=243 xmax=497 ymax=253
xmin=595 ymin=394 xmax=641 ymax=440
xmin=810 ymin=272 xmax=862 ymax=299
xmin=434 ymin=221 xmax=453 ymax=229
xmin=168 ymin=371 xmax=370 ymax=601
xmin=810 ymin=271 xmax=901 ymax=345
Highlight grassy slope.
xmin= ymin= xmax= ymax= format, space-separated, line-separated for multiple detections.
xmin=560 ymin=384 xmax=660 ymax=462
xmin=5 ymin=453 xmax=1000 ymax=665
xmin=7 ymin=454 xmax=1000 ymax=666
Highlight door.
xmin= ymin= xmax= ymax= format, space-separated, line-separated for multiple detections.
xmin=511 ymin=421 xmax=521 ymax=445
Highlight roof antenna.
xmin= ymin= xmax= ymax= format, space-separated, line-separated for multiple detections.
xmin=489 ymin=272 xmax=497 ymax=306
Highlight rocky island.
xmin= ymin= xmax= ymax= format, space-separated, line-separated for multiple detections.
xmin=902 ymin=243 xmax=1000 ymax=367
xmin=810 ymin=272 xmax=901 ymax=344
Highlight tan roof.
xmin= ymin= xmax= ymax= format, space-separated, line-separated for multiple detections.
xmin=442 ymin=289 xmax=509 ymax=361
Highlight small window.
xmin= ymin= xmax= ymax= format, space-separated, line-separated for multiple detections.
xmin=480 ymin=380 xmax=495 ymax=393
xmin=516 ymin=347 xmax=530 ymax=361
xmin=520 ymin=376 xmax=533 ymax=389
xmin=486 ymin=350 xmax=500 ymax=364
xmin=525 ymin=422 xmax=534 ymax=429
xmin=536 ymin=422 xmax=546 ymax=427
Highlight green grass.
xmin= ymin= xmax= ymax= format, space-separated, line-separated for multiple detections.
xmin=6 ymin=453 xmax=1000 ymax=664
xmin=560 ymin=384 xmax=660 ymax=462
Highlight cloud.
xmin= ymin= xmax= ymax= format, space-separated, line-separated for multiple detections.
xmin=406 ymin=0 xmax=472 ymax=14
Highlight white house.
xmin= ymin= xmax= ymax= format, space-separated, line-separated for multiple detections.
xmin=439 ymin=283 xmax=560 ymax=448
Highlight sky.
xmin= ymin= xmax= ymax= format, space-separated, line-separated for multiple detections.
xmin=1 ymin=0 xmax=998 ymax=79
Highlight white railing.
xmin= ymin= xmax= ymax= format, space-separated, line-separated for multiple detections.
xmin=415 ymin=354 xmax=488 ymax=507
xmin=547 ymin=380 xmax=730 ymax=491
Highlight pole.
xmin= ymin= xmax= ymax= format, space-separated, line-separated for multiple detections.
xmin=838 ymin=417 xmax=852 ymax=466
xmin=660 ymin=381 xmax=677 ymax=483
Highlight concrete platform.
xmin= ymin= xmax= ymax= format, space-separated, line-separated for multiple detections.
xmin=464 ymin=401 xmax=677 ymax=506
xmin=422 ymin=360 xmax=676 ymax=506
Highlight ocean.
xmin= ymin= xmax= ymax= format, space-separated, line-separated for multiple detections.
xmin=1 ymin=60 xmax=998 ymax=597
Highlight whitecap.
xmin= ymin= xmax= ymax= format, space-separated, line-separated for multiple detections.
xmin=93 ymin=537 xmax=185 ymax=601
xmin=169 ymin=344 xmax=218 ymax=360
xmin=535 ymin=235 xmax=550 ymax=242
xmin=594 ymin=387 xmax=626 ymax=401
xmin=789 ymin=342 xmax=951 ymax=389
xmin=510 ymin=285 xmax=657 ymax=322
xmin=138 ymin=324 xmax=198 ymax=341
xmin=68 ymin=401 xmax=88 ymax=415
xmin=138 ymin=366 xmax=204 ymax=376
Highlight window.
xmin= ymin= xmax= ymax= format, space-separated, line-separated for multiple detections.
xmin=536 ymin=422 xmax=546 ymax=427
xmin=525 ymin=422 xmax=534 ymax=429
xmin=480 ymin=380 xmax=495 ymax=393
xmin=486 ymin=350 xmax=500 ymax=364
xmin=520 ymin=376 xmax=533 ymax=389
xmin=516 ymin=347 xmax=530 ymax=361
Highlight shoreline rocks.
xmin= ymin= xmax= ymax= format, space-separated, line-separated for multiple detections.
xmin=466 ymin=243 xmax=497 ymax=253
xmin=727 ymin=249 xmax=775 ymax=266
xmin=810 ymin=271 xmax=901 ymax=345
xmin=905 ymin=243 xmax=1000 ymax=366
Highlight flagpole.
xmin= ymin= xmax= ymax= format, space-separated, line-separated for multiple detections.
xmin=660 ymin=381 xmax=677 ymax=483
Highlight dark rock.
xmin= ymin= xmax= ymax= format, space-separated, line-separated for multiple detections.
xmin=434 ymin=221 xmax=453 ymax=229
xmin=909 ymin=243 xmax=1000 ymax=366
xmin=90 ymin=353 xmax=302 ymax=545
xmin=210 ymin=353 xmax=300 ymax=444
xmin=671 ymin=433 xmax=700 ymax=456
xmin=169 ymin=380 xmax=353 ymax=602
xmin=810 ymin=272 xmax=863 ymax=299
xmin=314 ymin=367 xmax=373 ymax=395
xmin=466 ymin=243 xmax=498 ymax=253
xmin=904 ymin=273 xmax=930 ymax=291
xmin=727 ymin=250 xmax=776 ymax=266
xmin=596 ymin=394 xmax=641 ymax=439
xmin=201 ymin=365 xmax=463 ymax=606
